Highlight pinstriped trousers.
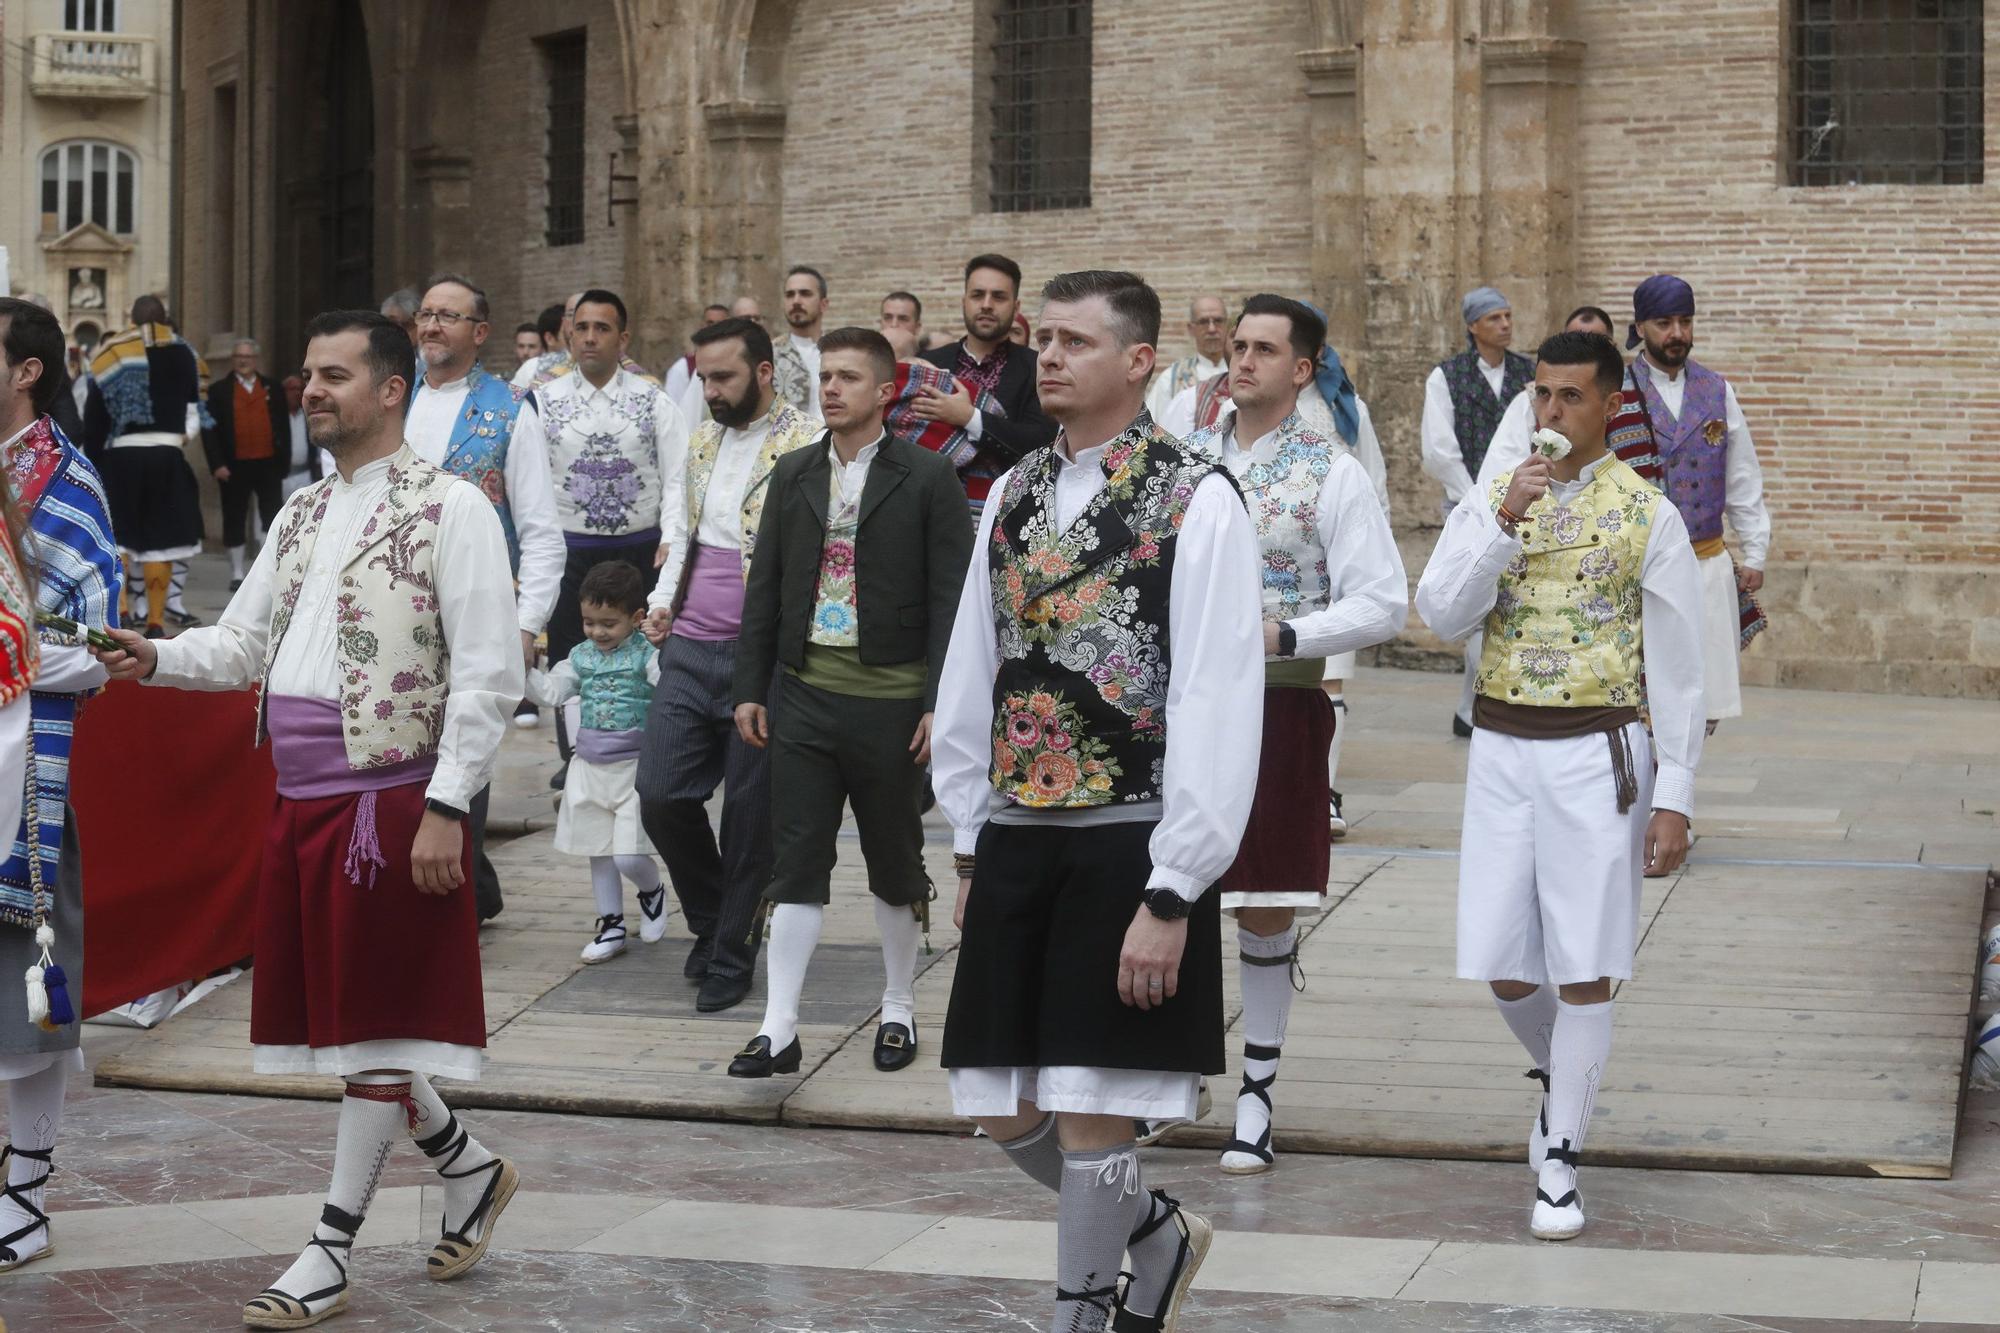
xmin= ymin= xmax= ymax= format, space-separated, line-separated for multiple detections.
xmin=636 ymin=634 xmax=774 ymax=983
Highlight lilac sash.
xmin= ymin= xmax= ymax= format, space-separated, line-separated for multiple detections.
xmin=675 ymin=542 xmax=745 ymax=641
xmin=574 ymin=727 xmax=643 ymax=764
xmin=266 ymin=695 xmax=438 ymax=888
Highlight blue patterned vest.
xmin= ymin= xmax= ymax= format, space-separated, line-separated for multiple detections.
xmin=1440 ymin=348 xmax=1534 ymax=475
xmin=432 ymin=366 xmax=524 ymax=572
xmin=986 ymin=420 xmax=1228 ymax=810
xmin=568 ymin=633 xmax=656 ymax=733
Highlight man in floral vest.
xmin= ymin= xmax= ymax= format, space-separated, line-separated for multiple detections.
xmin=1416 ymin=330 xmax=1705 ymax=1245
xmin=1421 ymin=286 xmax=1536 ymax=738
xmin=1626 ymin=274 xmax=1771 ymax=727
xmin=932 ymin=270 xmax=1263 ymax=1332
xmin=639 ymin=316 xmax=820 ymax=1013
xmin=96 ymin=310 xmax=525 ymax=1328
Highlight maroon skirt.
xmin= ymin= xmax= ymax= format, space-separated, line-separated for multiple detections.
xmin=249 ymin=780 xmax=486 ymax=1051
xmin=1215 ymin=686 xmax=1336 ymax=899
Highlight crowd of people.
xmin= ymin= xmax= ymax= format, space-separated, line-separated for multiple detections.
xmin=0 ymin=248 xmax=1774 ymax=1332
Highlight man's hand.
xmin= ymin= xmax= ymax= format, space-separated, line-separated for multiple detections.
xmin=411 ymin=810 xmax=466 ymax=895
xmin=908 ymin=712 xmax=934 ymax=766
xmin=1737 ymin=565 xmax=1764 ymax=594
xmin=911 ymin=381 xmax=974 ymax=428
xmin=213 ymin=466 xmax=232 ymax=483
xmin=1118 ymin=906 xmax=1188 ymax=1012
xmin=1263 ymin=622 xmax=1282 ymax=656
xmin=653 ymin=541 xmax=670 ymax=570
xmin=642 ymin=607 xmax=673 ymax=645
xmin=1501 ymin=454 xmax=1551 ymax=522
xmin=953 ymin=874 xmax=972 ymax=930
xmin=734 ymin=702 xmax=769 ymax=748
xmin=519 ymin=629 xmax=538 ymax=672
xmin=92 ymin=626 xmax=158 ymax=682
xmin=1645 ymin=811 xmax=1691 ymax=877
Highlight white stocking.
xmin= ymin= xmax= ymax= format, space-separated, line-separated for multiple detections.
xmin=757 ymin=902 xmax=823 ymax=1050
xmin=873 ymin=897 xmax=920 ymax=1030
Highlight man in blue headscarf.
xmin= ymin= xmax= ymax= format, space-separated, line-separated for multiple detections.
xmin=1422 ymin=286 xmax=1536 ymax=737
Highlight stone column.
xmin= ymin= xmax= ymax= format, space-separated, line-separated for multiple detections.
xmin=1478 ymin=4 xmax=1583 ymax=345
xmin=701 ymin=100 xmax=789 ymax=313
xmin=1297 ymin=39 xmax=1364 ymax=370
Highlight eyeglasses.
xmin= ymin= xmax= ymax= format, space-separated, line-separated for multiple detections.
xmin=413 ymin=309 xmax=475 ymax=327
xmin=1192 ymin=317 xmax=1228 ymax=329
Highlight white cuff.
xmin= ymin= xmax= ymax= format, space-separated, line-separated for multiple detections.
xmin=1652 ymin=764 xmax=1695 ymax=820
xmin=952 ymin=825 xmax=981 ymax=856
xmin=965 ymin=409 xmax=984 ymax=443
xmin=1145 ymin=865 xmax=1206 ymax=903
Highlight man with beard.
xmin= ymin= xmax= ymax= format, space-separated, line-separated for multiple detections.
xmin=95 ymin=311 xmax=522 ymax=1327
xmin=779 ymin=266 xmax=829 ymax=417
xmin=639 ymin=316 xmax=820 ymax=1011
xmin=914 ymin=254 xmax=1058 ymax=509
xmin=1185 ymin=296 xmax=1406 ymax=1175
xmin=406 ymin=273 xmax=566 ymax=922
xmin=934 ymin=271 xmax=1262 ymax=1332
xmin=1143 ymin=294 xmax=1229 ymax=424
xmin=1625 ymin=275 xmax=1770 ymax=726
xmin=1417 ymin=330 xmax=1703 ymax=1244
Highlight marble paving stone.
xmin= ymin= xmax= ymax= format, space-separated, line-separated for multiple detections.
xmin=576 ymin=1198 xmax=940 ymax=1269
xmin=416 ymin=1186 xmax=662 ymax=1253
xmin=32 ymin=1200 xmax=263 ymax=1273
xmin=1911 ymin=1259 xmax=2000 ymax=1325
xmin=179 ymin=1184 xmax=422 ymax=1254
xmin=1401 ymin=1241 xmax=1922 ymax=1321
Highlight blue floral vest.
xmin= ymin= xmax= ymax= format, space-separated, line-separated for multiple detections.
xmin=568 ymin=633 xmax=656 ymax=733
xmin=434 ymin=366 xmax=524 ymax=572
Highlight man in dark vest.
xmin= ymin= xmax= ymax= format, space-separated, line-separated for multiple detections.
xmin=1420 ymin=285 xmax=1534 ymax=737
xmin=932 ymin=270 xmax=1263 ymax=1331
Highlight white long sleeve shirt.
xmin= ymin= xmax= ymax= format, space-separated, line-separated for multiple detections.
xmin=931 ymin=441 xmax=1265 ymax=902
xmin=1415 ymin=454 xmax=1706 ymax=817
xmin=148 ymin=453 xmax=524 ymax=809
xmin=650 ymin=411 xmax=777 ymax=612
xmin=1213 ymin=416 xmax=1408 ymax=658
xmin=408 ymin=369 xmax=566 ymax=636
xmin=1636 ymin=357 xmax=1772 ymax=569
xmin=1144 ymin=352 xmax=1226 ymax=425
xmin=1420 ymin=359 xmax=1508 ymax=505
xmin=1477 ymin=389 xmax=1540 ymax=498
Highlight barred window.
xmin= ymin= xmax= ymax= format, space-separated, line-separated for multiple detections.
xmin=1789 ymin=0 xmax=1984 ymax=186
xmin=988 ymin=0 xmax=1092 ymax=212
xmin=541 ymin=31 xmax=587 ymax=245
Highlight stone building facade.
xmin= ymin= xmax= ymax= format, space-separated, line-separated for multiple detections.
xmin=175 ymin=0 xmax=1998 ymax=698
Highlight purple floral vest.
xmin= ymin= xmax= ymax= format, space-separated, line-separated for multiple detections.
xmin=1440 ymin=349 xmax=1534 ymax=475
xmin=1631 ymin=358 xmax=1730 ymax=544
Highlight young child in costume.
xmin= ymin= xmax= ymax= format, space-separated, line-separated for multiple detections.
xmin=526 ymin=561 xmax=668 ymax=963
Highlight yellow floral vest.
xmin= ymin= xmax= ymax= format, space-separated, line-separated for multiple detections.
xmin=1476 ymin=456 xmax=1659 ymax=708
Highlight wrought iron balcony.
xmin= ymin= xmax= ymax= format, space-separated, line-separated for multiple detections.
xmin=28 ymin=31 xmax=155 ymax=101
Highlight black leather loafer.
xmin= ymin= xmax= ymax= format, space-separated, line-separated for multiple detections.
xmin=696 ymin=971 xmax=752 ymax=1013
xmin=728 ymin=1034 xmax=801 ymax=1078
xmin=873 ymin=1022 xmax=917 ymax=1072
xmin=683 ymin=937 xmax=712 ymax=981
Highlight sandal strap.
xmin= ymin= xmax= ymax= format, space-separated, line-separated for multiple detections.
xmin=1125 ymin=1187 xmax=1185 ymax=1247
xmin=0 ymin=1145 xmax=54 ymax=1244
xmin=1536 ymin=1186 xmax=1580 ymax=1209
xmin=436 ymin=1157 xmax=506 ymax=1244
xmin=592 ymin=914 xmax=626 ymax=942
xmin=1221 ymin=1131 xmax=1274 ymax=1162
xmin=1122 ymin=1189 xmax=1195 ymax=1322
xmin=1546 ymin=1139 xmax=1581 ymax=1166
xmin=1524 ymin=1067 xmax=1550 ymax=1092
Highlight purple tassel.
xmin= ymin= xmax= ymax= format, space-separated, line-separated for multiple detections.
xmin=343 ymin=791 xmax=386 ymax=889
xmin=42 ymin=963 xmax=73 ymax=1027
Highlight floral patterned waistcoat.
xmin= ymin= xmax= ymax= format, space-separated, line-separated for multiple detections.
xmin=432 ymin=366 xmax=523 ymax=573
xmin=987 ymin=423 xmax=1222 ymax=809
xmin=255 ymin=446 xmax=459 ymax=770
xmin=1630 ymin=357 xmax=1729 ymax=545
xmin=808 ymin=463 xmax=863 ymax=647
xmin=569 ymin=633 xmax=656 ymax=732
xmin=1477 ymin=456 xmax=1659 ymax=709
xmin=681 ymin=401 xmax=821 ymax=587
xmin=1186 ymin=409 xmax=1333 ymax=626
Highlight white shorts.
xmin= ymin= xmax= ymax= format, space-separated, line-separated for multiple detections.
xmin=949 ymin=1065 xmax=1201 ymax=1121
xmin=553 ymin=756 xmax=646 ymax=857
xmin=1698 ymin=553 xmax=1743 ymax=721
xmin=1455 ymin=720 xmax=1656 ymax=986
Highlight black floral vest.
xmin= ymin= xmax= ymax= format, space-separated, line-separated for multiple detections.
xmin=1441 ymin=348 xmax=1535 ymax=475
xmin=986 ymin=419 xmax=1226 ymax=809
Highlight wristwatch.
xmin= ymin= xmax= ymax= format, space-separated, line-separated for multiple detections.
xmin=424 ymin=798 xmax=468 ymax=822
xmin=1276 ymin=622 xmax=1298 ymax=658
xmin=1141 ymin=887 xmax=1193 ymax=921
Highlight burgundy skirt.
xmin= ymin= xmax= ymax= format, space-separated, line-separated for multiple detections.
xmin=1215 ymin=686 xmax=1336 ymax=899
xmin=249 ymin=780 xmax=486 ymax=1051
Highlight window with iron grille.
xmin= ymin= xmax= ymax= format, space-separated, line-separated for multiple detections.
xmin=987 ymin=0 xmax=1092 ymax=213
xmin=542 ymin=32 xmax=587 ymax=245
xmin=1789 ymin=0 xmax=1983 ymax=186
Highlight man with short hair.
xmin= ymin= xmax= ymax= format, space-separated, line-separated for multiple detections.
xmin=1626 ymin=275 xmax=1770 ymax=726
xmin=1422 ymin=286 xmax=1536 ymax=737
xmin=513 ymin=290 xmax=655 ymax=399
xmin=665 ymin=304 xmax=732 ymax=404
xmin=934 ymin=270 xmax=1262 ymax=1332
xmin=779 ymin=266 xmax=829 ymax=416
xmin=1186 ymin=296 xmax=1407 ymax=1176
xmin=1417 ymin=329 xmax=1704 ymax=1244
xmin=407 ymin=273 xmax=567 ymax=922
xmin=1143 ymin=294 xmax=1229 ymax=424
xmin=513 ymin=324 xmax=543 ymax=371
xmin=725 ymin=327 xmax=971 ymax=1079
xmin=95 ymin=310 xmax=523 ymax=1326
xmin=204 ymin=339 xmax=291 ymax=590
xmin=379 ymin=289 xmax=420 ymax=340
xmin=914 ymin=255 xmax=1058 ymax=510
xmin=537 ymin=288 xmax=691 ymax=782
xmin=879 ymin=291 xmax=923 ymax=345
xmin=91 ymin=295 xmax=209 ymax=639
xmin=639 ymin=316 xmax=820 ymax=1012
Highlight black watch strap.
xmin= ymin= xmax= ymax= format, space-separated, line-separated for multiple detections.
xmin=425 ymin=798 xmax=468 ymax=822
xmin=1276 ymin=622 xmax=1298 ymax=658
xmin=1142 ymin=888 xmax=1193 ymax=921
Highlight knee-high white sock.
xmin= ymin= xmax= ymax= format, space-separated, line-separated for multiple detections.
xmin=874 ymin=897 xmax=920 ymax=1030
xmin=1542 ymin=999 xmax=1613 ymax=1201
xmin=615 ymin=855 xmax=660 ymax=893
xmin=757 ymin=902 xmax=823 ymax=1050
xmin=406 ymin=1074 xmax=500 ymax=1243
xmin=228 ymin=546 xmax=246 ymax=580
xmin=1325 ymin=693 xmax=1346 ymax=787
xmin=1494 ymin=988 xmax=1558 ymax=1072
xmin=589 ymin=856 xmax=624 ymax=917
xmin=167 ymin=560 xmax=190 ymax=614
xmin=263 ymin=1073 xmax=405 ymax=1302
xmin=1 ymin=1061 xmax=67 ymax=1258
xmin=1232 ymin=926 xmax=1298 ymax=1158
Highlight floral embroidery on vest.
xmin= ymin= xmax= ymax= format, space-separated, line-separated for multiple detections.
xmin=808 ymin=465 xmax=862 ymax=646
xmin=435 ymin=366 xmax=523 ymax=570
xmin=1187 ymin=410 xmax=1332 ymax=624
xmin=1631 ymin=357 xmax=1729 ymax=544
xmin=543 ymin=373 xmax=665 ymax=536
xmin=570 ymin=633 xmax=655 ymax=732
xmin=681 ymin=402 xmax=820 ymax=583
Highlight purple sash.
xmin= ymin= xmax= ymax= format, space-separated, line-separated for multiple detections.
xmin=574 ymin=727 xmax=643 ymax=764
xmin=266 ymin=695 xmax=437 ymax=888
xmin=676 ymin=542 xmax=745 ymax=640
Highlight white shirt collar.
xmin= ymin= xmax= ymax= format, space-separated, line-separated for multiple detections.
xmin=236 ymin=373 xmax=259 ymax=391
xmin=1640 ymin=353 xmax=1686 ymax=385
xmin=724 ymin=410 xmax=774 ymax=443
xmin=789 ymin=332 xmax=818 ymax=352
xmin=576 ymin=367 xmax=624 ymax=403
xmin=0 ymin=420 xmax=35 ymax=454
xmin=336 ymin=452 xmax=398 ymax=489
xmin=827 ymin=432 xmax=885 ymax=469
xmin=422 ymin=367 xmax=473 ymax=395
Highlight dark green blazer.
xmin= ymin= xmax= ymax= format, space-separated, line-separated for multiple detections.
xmin=734 ymin=430 xmax=974 ymax=710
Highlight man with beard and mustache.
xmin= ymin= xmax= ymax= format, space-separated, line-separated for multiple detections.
xmin=95 ymin=311 xmax=523 ymax=1328
xmin=1626 ymin=275 xmax=1770 ymax=727
xmin=780 ymin=266 xmax=829 ymax=417
xmin=914 ymin=254 xmax=1058 ymax=509
xmin=406 ymin=273 xmax=566 ymax=923
xmin=638 ymin=316 xmax=820 ymax=1012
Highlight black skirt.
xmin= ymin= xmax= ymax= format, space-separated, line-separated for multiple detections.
xmin=941 ymin=819 xmax=1225 ymax=1076
xmin=101 ymin=443 xmax=205 ymax=555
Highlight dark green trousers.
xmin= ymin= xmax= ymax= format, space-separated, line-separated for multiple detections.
xmin=764 ymin=673 xmax=931 ymax=907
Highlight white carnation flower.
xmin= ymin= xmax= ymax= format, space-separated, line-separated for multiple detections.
xmin=1531 ymin=428 xmax=1573 ymax=461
